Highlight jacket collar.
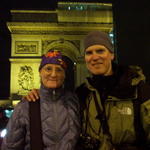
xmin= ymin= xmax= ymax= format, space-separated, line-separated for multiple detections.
xmin=39 ymin=84 xmax=65 ymax=101
xmin=85 ymin=64 xmax=145 ymax=99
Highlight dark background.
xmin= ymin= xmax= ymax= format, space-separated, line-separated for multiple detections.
xmin=113 ymin=0 xmax=150 ymax=82
xmin=0 ymin=0 xmax=150 ymax=99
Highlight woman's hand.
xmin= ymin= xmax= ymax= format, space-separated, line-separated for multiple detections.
xmin=23 ymin=89 xmax=40 ymax=102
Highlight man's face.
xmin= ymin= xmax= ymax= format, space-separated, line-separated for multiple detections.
xmin=84 ymin=44 xmax=114 ymax=76
xmin=40 ymin=64 xmax=65 ymax=89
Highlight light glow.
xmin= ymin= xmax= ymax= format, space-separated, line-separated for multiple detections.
xmin=0 ymin=129 xmax=7 ymax=138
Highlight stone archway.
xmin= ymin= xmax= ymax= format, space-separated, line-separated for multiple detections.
xmin=43 ymin=39 xmax=80 ymax=63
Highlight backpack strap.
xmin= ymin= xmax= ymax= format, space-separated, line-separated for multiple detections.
xmin=93 ymin=92 xmax=113 ymax=142
xmin=29 ymin=100 xmax=44 ymax=150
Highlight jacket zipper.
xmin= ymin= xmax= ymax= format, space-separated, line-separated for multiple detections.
xmin=53 ymin=90 xmax=59 ymax=149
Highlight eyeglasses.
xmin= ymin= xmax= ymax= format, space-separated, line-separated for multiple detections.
xmin=43 ymin=66 xmax=64 ymax=75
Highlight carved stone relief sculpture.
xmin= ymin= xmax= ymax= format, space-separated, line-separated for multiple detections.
xmin=18 ymin=65 xmax=34 ymax=95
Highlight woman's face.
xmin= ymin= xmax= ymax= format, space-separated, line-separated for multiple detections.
xmin=40 ymin=64 xmax=65 ymax=89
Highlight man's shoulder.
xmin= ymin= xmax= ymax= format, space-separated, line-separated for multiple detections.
xmin=76 ymin=83 xmax=86 ymax=90
xmin=75 ymin=83 xmax=91 ymax=103
xmin=75 ymin=83 xmax=88 ymax=94
xmin=137 ymin=81 xmax=150 ymax=102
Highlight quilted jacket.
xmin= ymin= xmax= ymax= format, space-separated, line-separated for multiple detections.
xmin=1 ymin=85 xmax=80 ymax=150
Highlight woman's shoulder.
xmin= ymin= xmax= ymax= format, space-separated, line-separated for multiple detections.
xmin=13 ymin=99 xmax=29 ymax=113
xmin=63 ymin=90 xmax=80 ymax=106
xmin=137 ymin=81 xmax=150 ymax=103
xmin=64 ymin=89 xmax=76 ymax=96
xmin=63 ymin=90 xmax=79 ymax=101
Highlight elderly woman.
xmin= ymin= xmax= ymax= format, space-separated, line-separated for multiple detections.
xmin=1 ymin=50 xmax=80 ymax=150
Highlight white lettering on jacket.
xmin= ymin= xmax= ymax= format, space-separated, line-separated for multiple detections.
xmin=117 ymin=107 xmax=132 ymax=115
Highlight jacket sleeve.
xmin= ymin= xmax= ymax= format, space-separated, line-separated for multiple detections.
xmin=1 ymin=102 xmax=27 ymax=150
xmin=139 ymin=82 xmax=150 ymax=148
xmin=141 ymin=100 xmax=150 ymax=146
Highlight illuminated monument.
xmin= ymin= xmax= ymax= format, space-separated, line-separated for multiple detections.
xmin=6 ymin=2 xmax=113 ymax=105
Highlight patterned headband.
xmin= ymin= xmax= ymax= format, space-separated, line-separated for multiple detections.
xmin=39 ymin=50 xmax=67 ymax=71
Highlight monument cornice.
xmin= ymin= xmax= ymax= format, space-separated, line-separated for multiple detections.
xmin=7 ymin=22 xmax=112 ymax=34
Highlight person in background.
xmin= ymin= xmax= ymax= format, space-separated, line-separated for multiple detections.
xmin=23 ymin=31 xmax=150 ymax=150
xmin=1 ymin=49 xmax=80 ymax=150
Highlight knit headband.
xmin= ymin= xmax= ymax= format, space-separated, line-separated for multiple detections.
xmin=39 ymin=50 xmax=67 ymax=71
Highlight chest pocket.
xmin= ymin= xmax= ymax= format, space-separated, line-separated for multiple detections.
xmin=106 ymin=98 xmax=136 ymax=144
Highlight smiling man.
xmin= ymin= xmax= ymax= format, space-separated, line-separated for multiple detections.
xmin=84 ymin=31 xmax=114 ymax=76
xmin=75 ymin=31 xmax=150 ymax=150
